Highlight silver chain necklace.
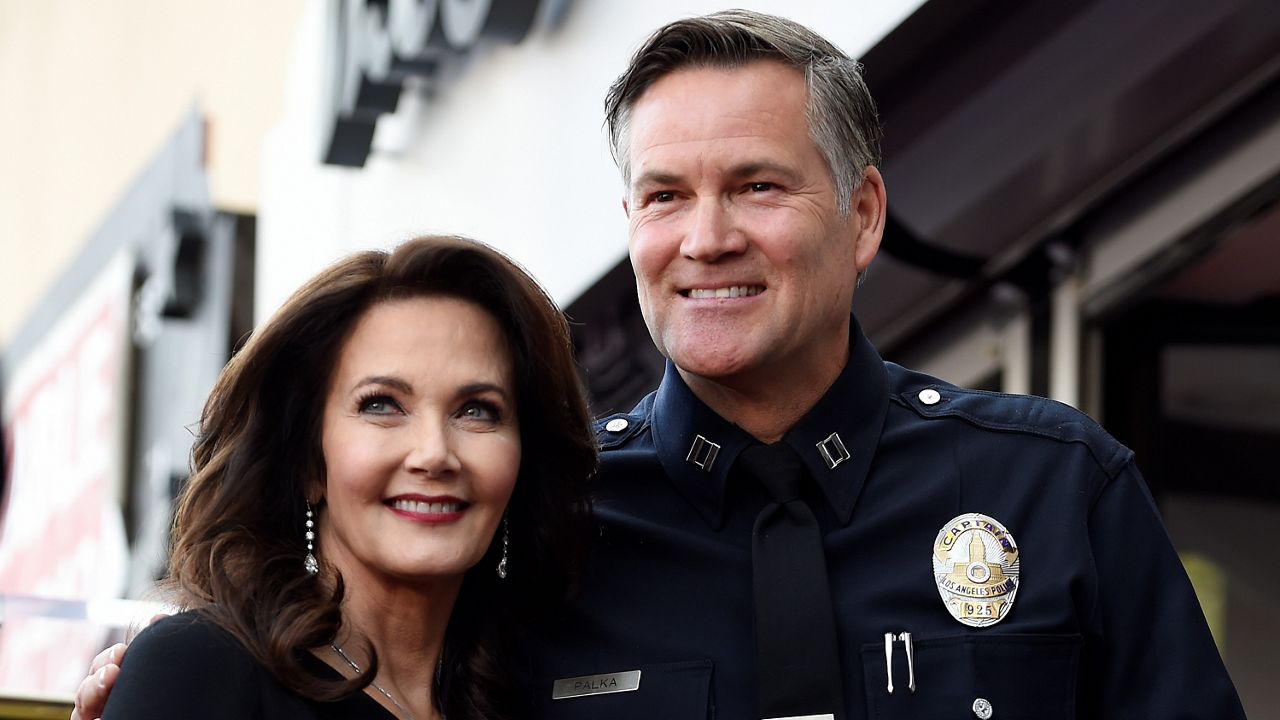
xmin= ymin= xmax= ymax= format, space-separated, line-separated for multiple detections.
xmin=330 ymin=643 xmax=418 ymax=720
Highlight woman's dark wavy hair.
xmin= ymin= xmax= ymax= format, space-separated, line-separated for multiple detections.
xmin=166 ymin=235 xmax=596 ymax=719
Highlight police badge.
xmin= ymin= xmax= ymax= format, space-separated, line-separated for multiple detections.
xmin=932 ymin=513 xmax=1020 ymax=627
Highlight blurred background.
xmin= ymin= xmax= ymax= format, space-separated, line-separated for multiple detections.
xmin=1 ymin=0 xmax=1277 ymax=716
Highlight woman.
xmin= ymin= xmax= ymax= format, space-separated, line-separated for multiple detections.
xmin=100 ymin=235 xmax=595 ymax=719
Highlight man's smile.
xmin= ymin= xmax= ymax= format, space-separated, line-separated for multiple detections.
xmin=682 ymin=285 xmax=765 ymax=299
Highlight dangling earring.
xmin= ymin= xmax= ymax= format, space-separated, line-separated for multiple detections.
xmin=304 ymin=500 xmax=319 ymax=575
xmin=496 ymin=515 xmax=509 ymax=580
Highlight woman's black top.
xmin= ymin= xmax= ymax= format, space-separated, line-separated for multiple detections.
xmin=101 ymin=611 xmax=398 ymax=719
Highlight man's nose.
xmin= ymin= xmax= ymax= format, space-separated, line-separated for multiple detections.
xmin=404 ymin=420 xmax=461 ymax=476
xmin=680 ymin=198 xmax=747 ymax=261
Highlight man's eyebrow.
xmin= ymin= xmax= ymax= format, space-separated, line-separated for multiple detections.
xmin=726 ymin=161 xmax=800 ymax=182
xmin=353 ymin=375 xmax=413 ymax=394
xmin=631 ymin=170 xmax=682 ymax=189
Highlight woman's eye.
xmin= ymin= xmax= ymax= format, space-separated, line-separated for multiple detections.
xmin=459 ymin=401 xmax=500 ymax=422
xmin=359 ymin=395 xmax=400 ymax=415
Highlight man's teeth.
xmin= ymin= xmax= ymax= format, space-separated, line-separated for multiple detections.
xmin=392 ymin=499 xmax=462 ymax=514
xmin=687 ymin=286 xmax=763 ymax=299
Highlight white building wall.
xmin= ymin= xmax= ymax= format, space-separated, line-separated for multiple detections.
xmin=257 ymin=0 xmax=928 ymax=319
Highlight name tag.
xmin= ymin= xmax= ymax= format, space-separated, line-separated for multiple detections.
xmin=551 ymin=670 xmax=642 ymax=699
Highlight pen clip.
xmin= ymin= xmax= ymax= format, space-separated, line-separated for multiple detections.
xmin=898 ymin=632 xmax=916 ymax=694
xmin=883 ymin=632 xmax=895 ymax=694
xmin=884 ymin=631 xmax=916 ymax=695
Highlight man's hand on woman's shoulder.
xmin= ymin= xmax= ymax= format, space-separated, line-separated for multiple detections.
xmin=70 ymin=612 xmax=168 ymax=720
xmin=70 ymin=642 xmax=126 ymax=720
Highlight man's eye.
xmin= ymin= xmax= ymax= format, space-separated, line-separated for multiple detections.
xmin=749 ymin=182 xmax=775 ymax=192
xmin=651 ymin=191 xmax=676 ymax=203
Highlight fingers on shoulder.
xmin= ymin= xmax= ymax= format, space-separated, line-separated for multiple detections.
xmin=73 ymin=660 xmax=120 ymax=720
xmin=90 ymin=643 xmax=127 ymax=673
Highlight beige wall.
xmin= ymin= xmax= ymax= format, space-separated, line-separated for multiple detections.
xmin=0 ymin=0 xmax=303 ymax=347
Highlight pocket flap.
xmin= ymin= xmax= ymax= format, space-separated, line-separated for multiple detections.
xmin=862 ymin=634 xmax=1082 ymax=720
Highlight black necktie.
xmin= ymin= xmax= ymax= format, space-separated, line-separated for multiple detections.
xmin=739 ymin=442 xmax=844 ymax=720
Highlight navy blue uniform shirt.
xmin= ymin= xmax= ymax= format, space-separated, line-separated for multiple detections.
xmin=525 ymin=320 xmax=1244 ymax=719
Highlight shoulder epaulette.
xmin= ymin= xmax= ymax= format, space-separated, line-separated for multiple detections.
xmin=887 ymin=363 xmax=1132 ymax=477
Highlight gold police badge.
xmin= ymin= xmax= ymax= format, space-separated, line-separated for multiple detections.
xmin=932 ymin=513 xmax=1020 ymax=627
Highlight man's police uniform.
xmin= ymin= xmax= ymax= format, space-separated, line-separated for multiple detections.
xmin=526 ymin=319 xmax=1244 ymax=719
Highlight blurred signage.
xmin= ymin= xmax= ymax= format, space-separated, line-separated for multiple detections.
xmin=323 ymin=0 xmax=549 ymax=167
xmin=0 ymin=253 xmax=130 ymax=694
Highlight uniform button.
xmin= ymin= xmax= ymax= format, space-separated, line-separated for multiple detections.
xmin=972 ymin=697 xmax=993 ymax=719
xmin=605 ymin=418 xmax=629 ymax=433
xmin=919 ymin=388 xmax=941 ymax=405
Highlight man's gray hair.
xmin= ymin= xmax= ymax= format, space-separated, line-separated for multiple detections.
xmin=604 ymin=9 xmax=882 ymax=216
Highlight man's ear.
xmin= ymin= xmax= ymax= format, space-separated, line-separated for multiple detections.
xmin=622 ymin=196 xmax=631 ymax=218
xmin=852 ymin=166 xmax=887 ymax=273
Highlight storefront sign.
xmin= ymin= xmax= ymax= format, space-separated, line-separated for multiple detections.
xmin=0 ymin=254 xmax=130 ymax=694
xmin=323 ymin=0 xmax=548 ymax=167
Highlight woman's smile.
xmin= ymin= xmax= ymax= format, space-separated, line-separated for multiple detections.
xmin=387 ymin=495 xmax=469 ymax=523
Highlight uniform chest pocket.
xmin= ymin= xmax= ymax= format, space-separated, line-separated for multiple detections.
xmin=533 ymin=659 xmax=712 ymax=720
xmin=860 ymin=633 xmax=1082 ymax=720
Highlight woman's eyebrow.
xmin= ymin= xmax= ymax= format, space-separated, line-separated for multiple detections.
xmin=457 ymin=382 xmax=512 ymax=401
xmin=352 ymin=375 xmax=414 ymax=394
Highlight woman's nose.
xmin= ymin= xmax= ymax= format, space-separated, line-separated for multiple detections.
xmin=403 ymin=420 xmax=461 ymax=476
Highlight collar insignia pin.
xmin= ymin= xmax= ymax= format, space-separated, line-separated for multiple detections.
xmin=816 ymin=432 xmax=850 ymax=469
xmin=932 ymin=512 xmax=1020 ymax=627
xmin=686 ymin=434 xmax=720 ymax=471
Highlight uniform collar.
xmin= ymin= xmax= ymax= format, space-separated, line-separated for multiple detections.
xmin=650 ymin=316 xmax=890 ymax=529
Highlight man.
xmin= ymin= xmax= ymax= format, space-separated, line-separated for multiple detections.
xmin=75 ymin=10 xmax=1243 ymax=720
